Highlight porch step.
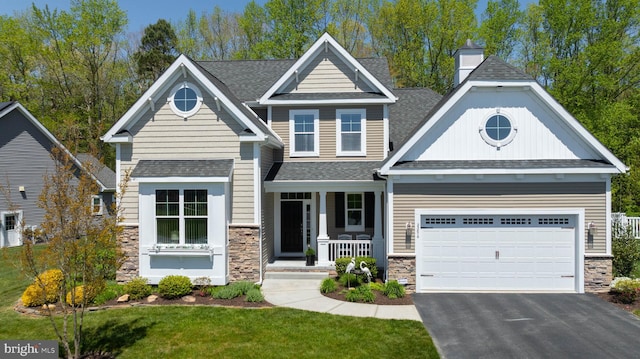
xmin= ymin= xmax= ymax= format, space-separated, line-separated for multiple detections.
xmin=264 ymin=271 xmax=330 ymax=280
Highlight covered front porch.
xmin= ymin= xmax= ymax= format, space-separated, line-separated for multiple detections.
xmin=264 ymin=161 xmax=386 ymax=268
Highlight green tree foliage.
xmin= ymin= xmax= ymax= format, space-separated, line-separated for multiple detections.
xmin=479 ymin=0 xmax=522 ymax=60
xmin=134 ymin=19 xmax=178 ymax=83
xmin=20 ymin=148 xmax=129 ymax=359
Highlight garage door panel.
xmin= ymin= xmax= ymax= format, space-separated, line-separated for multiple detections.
xmin=417 ymin=215 xmax=576 ymax=292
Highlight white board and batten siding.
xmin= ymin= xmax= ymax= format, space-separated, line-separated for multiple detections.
xmin=402 ymin=89 xmax=600 ymax=161
xmin=118 ymin=74 xmax=256 ymax=224
xmin=281 ymin=49 xmax=374 ymax=94
xmin=415 ymin=211 xmax=581 ymax=292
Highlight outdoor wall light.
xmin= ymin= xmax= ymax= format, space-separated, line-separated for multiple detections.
xmin=18 ymin=186 xmax=25 ymax=192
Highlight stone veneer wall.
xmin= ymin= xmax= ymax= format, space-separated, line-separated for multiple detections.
xmin=584 ymin=256 xmax=613 ymax=292
xmin=387 ymin=255 xmax=416 ymax=293
xmin=228 ymin=224 xmax=261 ymax=282
xmin=116 ymin=226 xmax=139 ymax=283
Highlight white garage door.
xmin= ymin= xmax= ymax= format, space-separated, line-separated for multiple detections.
xmin=417 ymin=215 xmax=576 ymax=292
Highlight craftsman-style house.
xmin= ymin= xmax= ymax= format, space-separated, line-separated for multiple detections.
xmin=103 ymin=34 xmax=625 ymax=293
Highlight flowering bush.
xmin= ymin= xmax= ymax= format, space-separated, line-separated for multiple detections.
xmin=66 ymin=285 xmax=98 ymax=306
xmin=21 ymin=269 xmax=64 ymax=307
xmin=610 ymin=277 xmax=640 ymax=304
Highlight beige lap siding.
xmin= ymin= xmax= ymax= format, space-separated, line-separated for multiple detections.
xmin=393 ymin=182 xmax=606 ymax=254
xmin=270 ymin=105 xmax=385 ymax=161
xmin=119 ymin=75 xmax=256 ymax=224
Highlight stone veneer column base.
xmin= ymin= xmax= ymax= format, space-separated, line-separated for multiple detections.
xmin=584 ymin=256 xmax=613 ymax=293
xmin=116 ymin=226 xmax=139 ymax=284
xmin=387 ymin=254 xmax=416 ymax=294
xmin=228 ymin=224 xmax=261 ymax=283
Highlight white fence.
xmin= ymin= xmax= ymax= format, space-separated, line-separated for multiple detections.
xmin=328 ymin=239 xmax=372 ymax=263
xmin=613 ymin=213 xmax=640 ymax=238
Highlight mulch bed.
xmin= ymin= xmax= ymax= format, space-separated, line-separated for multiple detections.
xmin=595 ymin=292 xmax=640 ymax=313
xmin=102 ymin=290 xmax=273 ymax=308
xmin=321 ymin=281 xmax=414 ymax=305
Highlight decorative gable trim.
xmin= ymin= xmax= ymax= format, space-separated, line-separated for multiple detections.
xmin=102 ymin=55 xmax=282 ymax=146
xmin=379 ymin=80 xmax=627 ymax=174
xmin=258 ymin=33 xmax=397 ymax=105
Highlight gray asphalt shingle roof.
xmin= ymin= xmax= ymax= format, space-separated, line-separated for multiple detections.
xmin=467 ymin=55 xmax=533 ymax=82
xmin=265 ymin=161 xmax=382 ymax=182
xmin=391 ymin=159 xmax=615 ymax=170
xmin=75 ymin=153 xmax=116 ymax=190
xmin=196 ymin=58 xmax=393 ymax=102
xmin=0 ymin=101 xmax=14 ymax=112
xmin=131 ymin=159 xmax=234 ymax=178
xmin=268 ymin=92 xmax=390 ymax=101
xmin=388 ymin=88 xmax=442 ymax=148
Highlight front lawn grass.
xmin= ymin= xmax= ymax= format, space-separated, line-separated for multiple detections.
xmin=0 ymin=246 xmax=438 ymax=358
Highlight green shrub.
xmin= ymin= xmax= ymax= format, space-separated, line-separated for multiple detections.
xmin=93 ymin=281 xmax=123 ymax=305
xmin=123 ymin=277 xmax=153 ymax=300
xmin=369 ymin=282 xmax=385 ymax=292
xmin=345 ymin=289 xmax=361 ymax=302
xmin=320 ymin=277 xmax=337 ymax=293
xmin=245 ymin=288 xmax=264 ymax=302
xmin=212 ymin=285 xmax=243 ymax=299
xmin=232 ymin=281 xmax=256 ymax=295
xmin=612 ymin=222 xmax=640 ymax=277
xmin=158 ymin=275 xmax=192 ymax=299
xmin=384 ymin=280 xmax=406 ymax=299
xmin=339 ymin=273 xmax=361 ymax=287
xmin=21 ymin=269 xmax=64 ymax=307
xmin=610 ymin=277 xmax=640 ymax=304
xmin=357 ymin=285 xmax=375 ymax=303
xmin=335 ymin=257 xmax=378 ymax=282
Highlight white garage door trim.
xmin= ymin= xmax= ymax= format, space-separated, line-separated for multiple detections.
xmin=414 ymin=208 xmax=585 ymax=293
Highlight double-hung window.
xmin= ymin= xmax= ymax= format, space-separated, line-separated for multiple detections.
xmin=156 ymin=189 xmax=208 ymax=245
xmin=91 ymin=195 xmax=103 ymax=215
xmin=345 ymin=192 xmax=364 ymax=232
xmin=336 ymin=109 xmax=366 ymax=156
xmin=290 ymin=109 xmax=319 ymax=157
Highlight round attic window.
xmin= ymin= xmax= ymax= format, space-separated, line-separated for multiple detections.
xmin=480 ymin=113 xmax=516 ymax=148
xmin=169 ymin=82 xmax=202 ymax=117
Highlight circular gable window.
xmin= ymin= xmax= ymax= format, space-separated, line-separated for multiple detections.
xmin=169 ymin=82 xmax=202 ymax=117
xmin=480 ymin=113 xmax=516 ymax=148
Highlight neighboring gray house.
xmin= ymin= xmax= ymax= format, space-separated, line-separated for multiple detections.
xmin=103 ymin=34 xmax=625 ymax=293
xmin=0 ymin=102 xmax=115 ymax=247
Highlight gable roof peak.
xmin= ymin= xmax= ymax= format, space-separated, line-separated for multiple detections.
xmin=466 ymin=55 xmax=533 ymax=82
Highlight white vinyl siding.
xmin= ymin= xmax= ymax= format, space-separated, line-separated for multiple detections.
xmin=403 ymin=89 xmax=601 ymax=162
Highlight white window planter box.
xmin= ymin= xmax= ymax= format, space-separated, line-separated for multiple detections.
xmin=145 ymin=245 xmax=223 ymax=257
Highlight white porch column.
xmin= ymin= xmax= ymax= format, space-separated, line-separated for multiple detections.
xmin=372 ymin=190 xmax=384 ymax=265
xmin=317 ymin=190 xmax=330 ymax=266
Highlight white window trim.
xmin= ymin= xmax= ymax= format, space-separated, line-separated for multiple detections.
xmin=478 ymin=110 xmax=517 ymax=149
xmin=91 ymin=195 xmax=103 ymax=216
xmin=154 ymin=189 xmax=209 ymax=245
xmin=336 ymin=109 xmax=366 ymax=156
xmin=168 ymin=81 xmax=203 ymax=118
xmin=289 ymin=109 xmax=320 ymax=157
xmin=345 ymin=192 xmax=365 ymax=232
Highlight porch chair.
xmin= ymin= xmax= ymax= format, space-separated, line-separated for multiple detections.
xmin=356 ymin=234 xmax=371 ymax=240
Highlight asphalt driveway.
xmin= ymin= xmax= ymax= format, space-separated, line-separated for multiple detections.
xmin=413 ymin=293 xmax=640 ymax=358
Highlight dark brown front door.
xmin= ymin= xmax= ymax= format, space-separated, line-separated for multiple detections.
xmin=281 ymin=201 xmax=303 ymax=253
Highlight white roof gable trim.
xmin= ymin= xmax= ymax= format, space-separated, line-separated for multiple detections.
xmin=379 ymin=81 xmax=627 ymax=174
xmin=258 ymin=33 xmax=397 ymax=105
xmin=102 ymin=55 xmax=281 ymax=145
xmin=0 ymin=103 xmax=112 ymax=191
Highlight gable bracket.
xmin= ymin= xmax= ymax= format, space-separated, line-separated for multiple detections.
xmin=324 ymin=40 xmax=328 ymax=53
xmin=148 ymin=97 xmax=154 ymax=112
xmin=214 ymin=97 xmax=221 ymax=111
xmin=355 ymin=68 xmax=359 ymax=82
xmin=180 ymin=63 xmax=186 ymax=78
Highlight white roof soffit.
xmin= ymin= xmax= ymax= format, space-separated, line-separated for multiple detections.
xmin=258 ymin=33 xmax=397 ymax=105
xmin=102 ymin=55 xmax=281 ymax=145
xmin=379 ymin=81 xmax=627 ymax=174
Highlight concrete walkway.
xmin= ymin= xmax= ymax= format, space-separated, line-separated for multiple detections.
xmin=261 ymin=278 xmax=421 ymax=321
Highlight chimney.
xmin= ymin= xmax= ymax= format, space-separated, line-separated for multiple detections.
xmin=454 ymin=39 xmax=484 ymax=86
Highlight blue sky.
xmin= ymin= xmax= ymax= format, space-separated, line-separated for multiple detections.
xmin=0 ymin=0 xmax=533 ymax=34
